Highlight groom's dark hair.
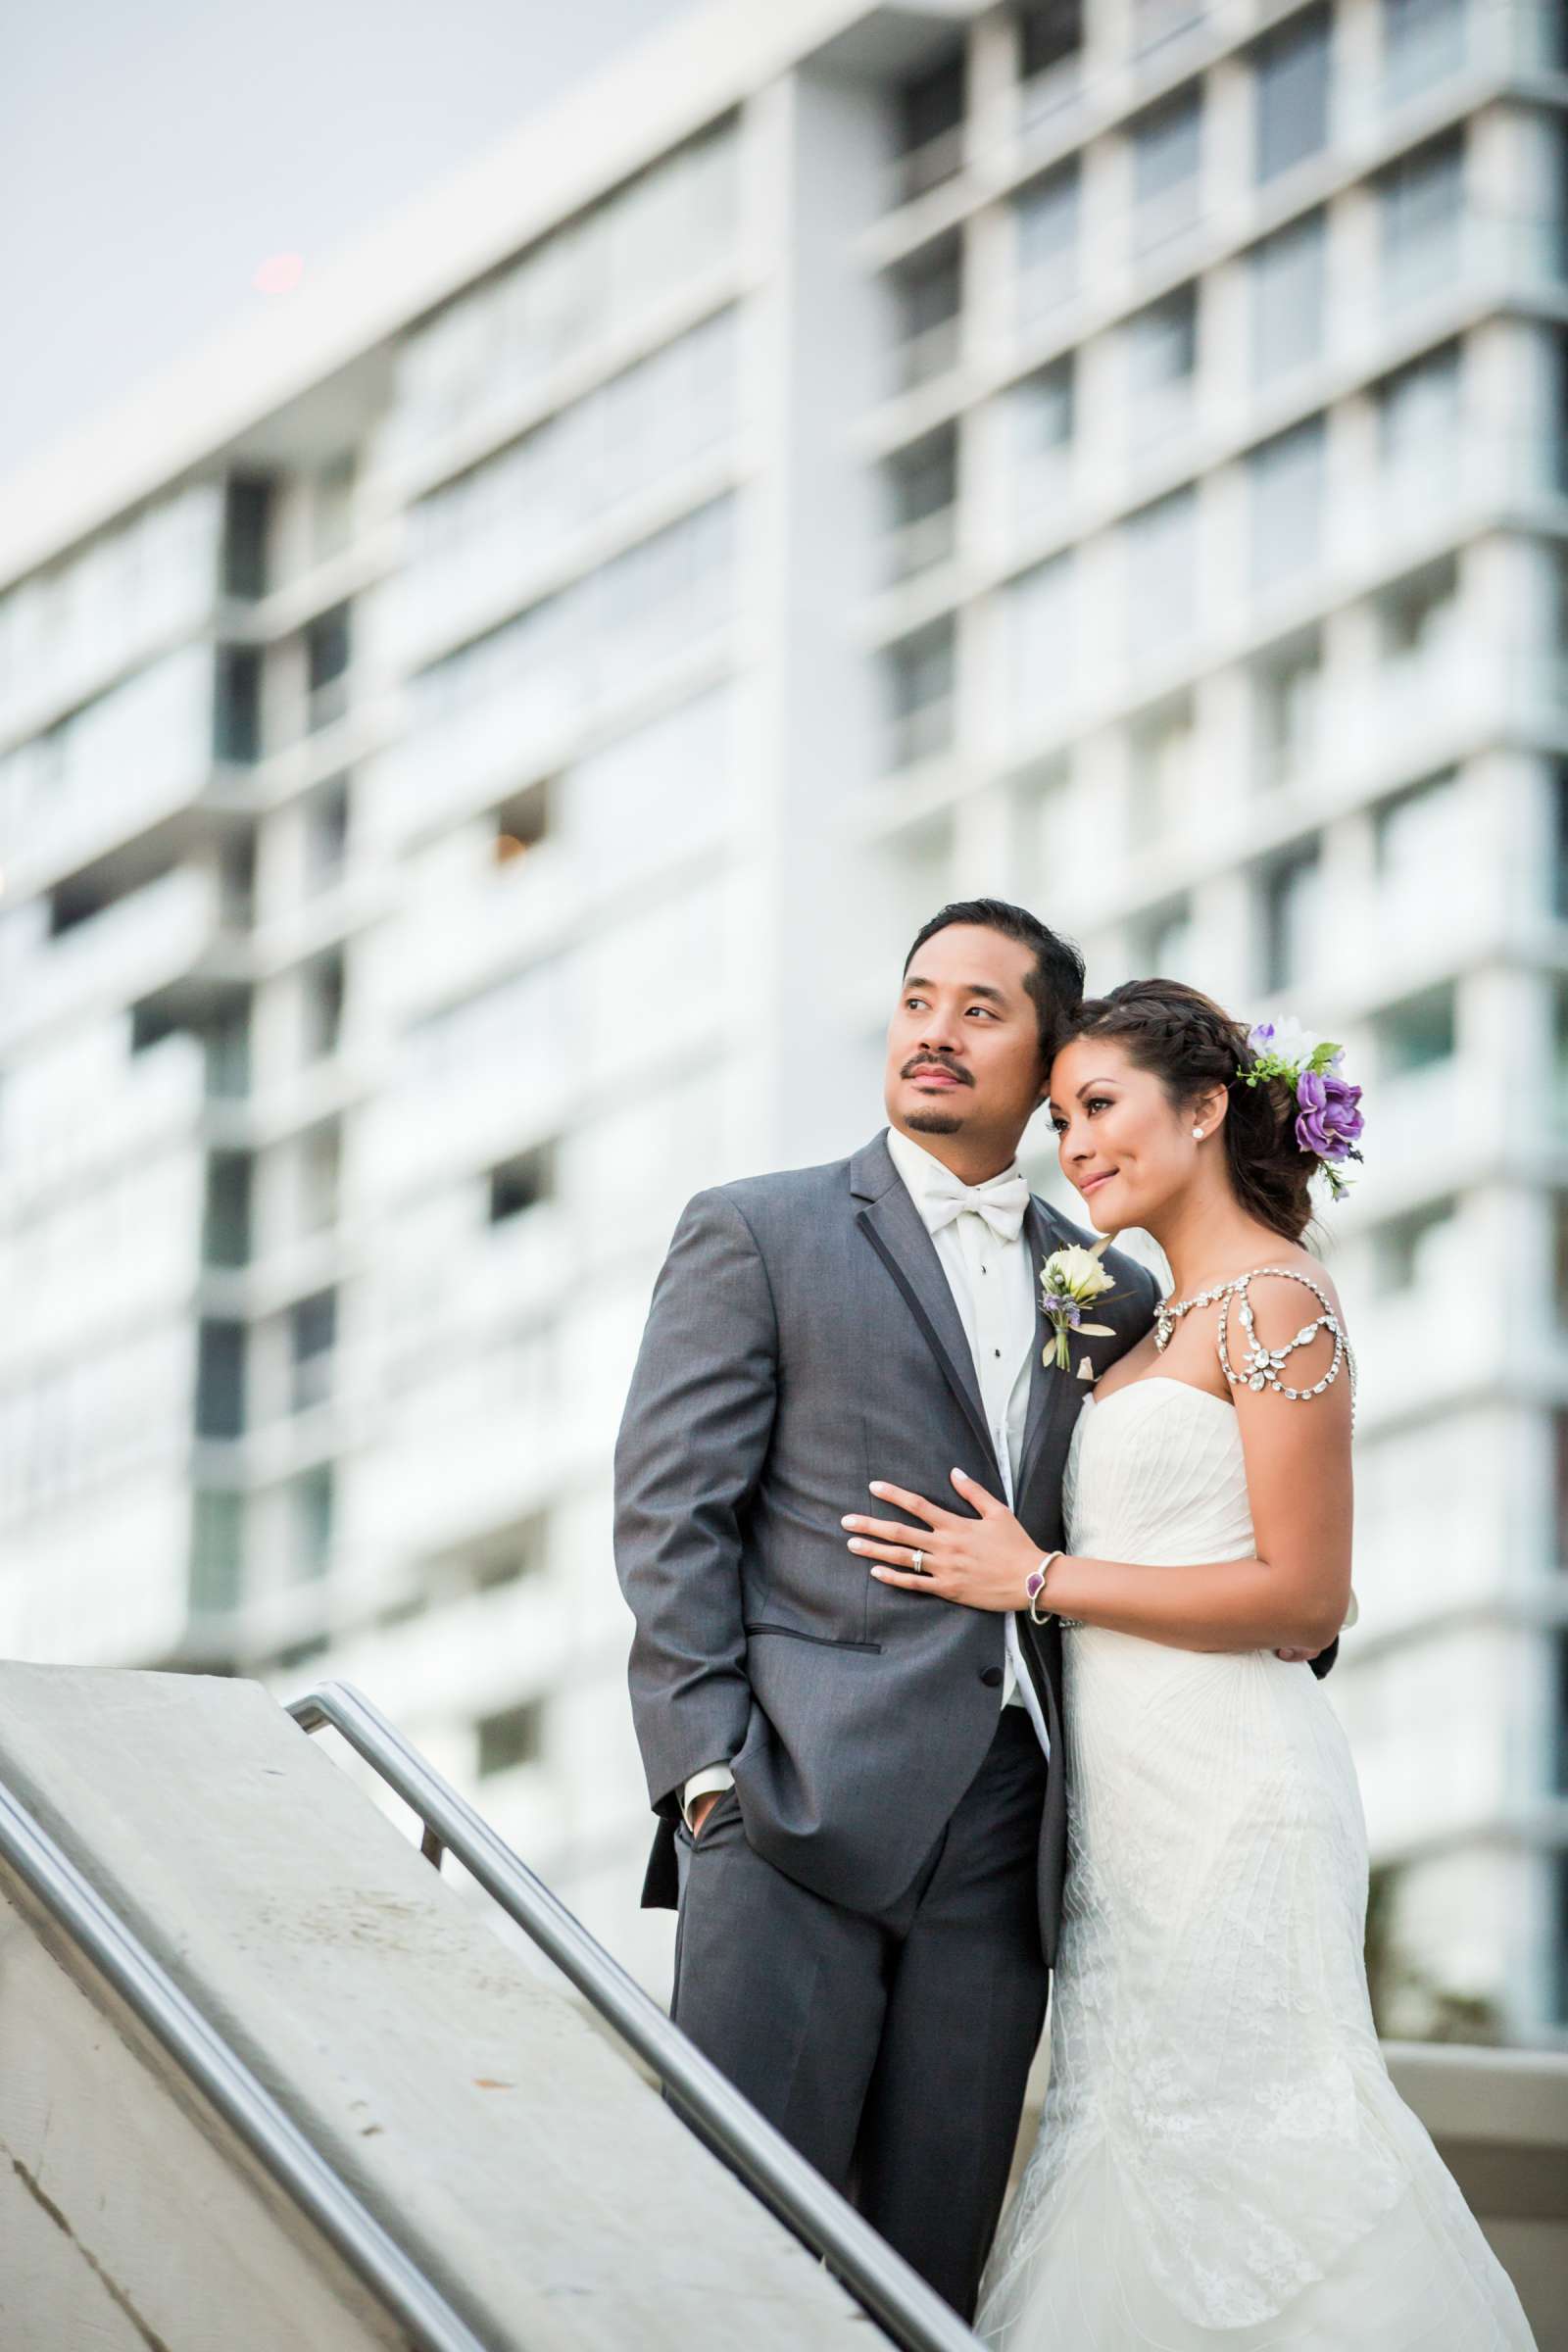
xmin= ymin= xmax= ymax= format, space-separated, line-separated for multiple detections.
xmin=904 ymin=900 xmax=1086 ymax=1064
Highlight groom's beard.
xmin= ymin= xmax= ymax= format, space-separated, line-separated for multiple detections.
xmin=906 ymin=1108 xmax=964 ymax=1134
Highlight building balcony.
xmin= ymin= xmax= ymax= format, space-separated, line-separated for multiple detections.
xmin=0 ymin=865 xmax=219 ymax=1056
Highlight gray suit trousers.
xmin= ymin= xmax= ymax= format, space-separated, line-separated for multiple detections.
xmin=669 ymin=1707 xmax=1049 ymax=2322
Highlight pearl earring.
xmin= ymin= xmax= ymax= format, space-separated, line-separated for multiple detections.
xmin=1192 ymin=1125 xmax=1204 ymax=1141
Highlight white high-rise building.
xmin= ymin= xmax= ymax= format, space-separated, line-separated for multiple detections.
xmin=2 ymin=0 xmax=1565 ymax=2034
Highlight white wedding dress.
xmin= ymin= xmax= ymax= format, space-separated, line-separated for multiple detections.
xmin=977 ymin=1371 xmax=1537 ymax=2351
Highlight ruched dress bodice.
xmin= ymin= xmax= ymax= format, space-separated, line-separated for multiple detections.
xmin=978 ymin=1377 xmax=1537 ymax=2351
xmin=1065 ymin=1376 xmax=1255 ymax=1565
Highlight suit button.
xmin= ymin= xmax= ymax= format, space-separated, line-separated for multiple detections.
xmin=980 ymin=1666 xmax=1004 ymax=1689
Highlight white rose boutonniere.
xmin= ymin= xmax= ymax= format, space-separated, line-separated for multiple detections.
xmin=1040 ymin=1236 xmax=1119 ymax=1377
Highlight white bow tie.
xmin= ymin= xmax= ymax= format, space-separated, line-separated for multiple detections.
xmin=922 ymin=1166 xmax=1031 ymax=1244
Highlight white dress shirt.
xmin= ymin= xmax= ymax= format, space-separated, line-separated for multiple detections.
xmin=682 ymin=1128 xmax=1050 ymax=1826
xmin=884 ymin=1126 xmax=1050 ymax=1757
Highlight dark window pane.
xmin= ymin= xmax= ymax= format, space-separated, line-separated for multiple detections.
xmin=1261 ymin=846 xmax=1321 ymax=991
xmin=1256 ymin=7 xmax=1331 ymax=183
xmin=898 ymin=50 xmax=964 ymax=155
xmin=489 ymin=1146 xmax=554 ymax=1223
xmin=292 ymin=1466 xmax=334 ymax=1580
xmin=1020 ymin=0 xmax=1082 ymax=80
xmin=478 ymin=1697 xmax=544 ymax=1778
xmin=202 ymin=1153 xmax=252 ymax=1268
xmin=215 ymin=648 xmax=262 ymax=763
xmin=223 ymin=477 xmax=272 ymax=600
xmin=1379 ymin=983 xmax=1456 ymax=1074
xmin=196 ymin=1322 xmax=246 ymax=1440
xmin=189 ymin=1491 xmax=244 ymax=1615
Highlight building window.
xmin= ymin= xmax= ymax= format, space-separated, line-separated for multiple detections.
xmin=1004 ymin=556 xmax=1074 ymax=746
xmin=195 ymin=1321 xmax=246 ymax=1441
xmin=1131 ymin=87 xmax=1201 ymax=253
xmin=202 ymin=998 xmax=252 ymax=1100
xmin=477 ymin=1696 xmax=545 ymax=1778
xmin=1253 ymin=631 xmax=1323 ymax=791
xmin=1377 ymin=345 xmax=1462 ymax=495
xmin=453 ymin=1512 xmax=549 ymax=1595
xmin=1373 ymin=1198 xmax=1458 ymax=1294
xmin=1377 ymin=557 xmax=1461 ymax=684
xmin=1260 ymin=844 xmax=1321 ymax=992
xmin=215 ymin=647 xmax=262 ymax=764
xmin=1383 ymin=0 xmax=1466 ymax=107
xmin=1376 ymin=770 xmax=1460 ymax=914
xmin=1379 ymin=982 xmax=1457 ymax=1075
xmin=1125 ymin=488 xmax=1199 ymax=655
xmin=202 ymin=1152 xmax=253 ymax=1269
xmin=1019 ymin=0 xmax=1082 ymax=86
xmin=887 ymin=622 xmax=956 ymax=768
xmin=222 ymin=477 xmax=272 ymax=601
xmin=306 ymin=606 xmax=351 ymax=732
xmin=1255 ymin=7 xmax=1331 ymax=183
xmin=300 ymin=1123 xmax=341 ymax=1236
xmin=893 ymin=48 xmax=965 ymax=203
xmin=885 ymin=426 xmax=957 ymax=583
xmin=1006 ymin=360 xmax=1075 ymax=521
xmin=1250 ymin=418 xmax=1326 ymax=590
xmin=494 ymin=777 xmax=549 ymax=866
xmin=1251 ymin=213 xmax=1326 ymax=384
xmin=489 ymin=1144 xmax=554 ymax=1223
xmin=292 ymin=1464 xmax=334 ymax=1581
xmin=891 ymin=242 xmax=961 ymax=391
xmin=1380 ymin=136 xmax=1464 ymax=309
xmin=1124 ymin=284 xmax=1198 ymax=445
xmin=305 ymin=777 xmax=351 ymax=893
xmin=313 ymin=454 xmax=356 ymax=564
xmin=290 ymin=1292 xmax=336 ymax=1413
xmin=1015 ymin=169 xmax=1080 ymax=326
xmin=189 ymin=1491 xmax=245 ymax=1616
xmin=1129 ymin=696 xmax=1196 ymax=840
xmin=1138 ymin=897 xmax=1198 ymax=978
xmin=302 ymin=952 xmax=345 ymax=1062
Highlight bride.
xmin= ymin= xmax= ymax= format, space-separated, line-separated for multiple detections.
xmin=850 ymin=979 xmax=1537 ymax=2349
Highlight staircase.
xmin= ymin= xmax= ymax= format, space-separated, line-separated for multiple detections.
xmin=0 ymin=1664 xmax=975 ymax=2352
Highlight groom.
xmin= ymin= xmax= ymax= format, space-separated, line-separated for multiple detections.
xmin=614 ymin=899 xmax=1164 ymax=2314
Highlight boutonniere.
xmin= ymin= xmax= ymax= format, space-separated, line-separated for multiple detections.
xmin=1039 ymin=1237 xmax=1119 ymax=1380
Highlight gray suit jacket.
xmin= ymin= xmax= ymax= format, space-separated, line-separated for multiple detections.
xmin=613 ymin=1127 xmax=1160 ymax=1961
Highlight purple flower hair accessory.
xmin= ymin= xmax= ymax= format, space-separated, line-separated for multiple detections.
xmin=1243 ymin=1017 xmax=1366 ymax=1200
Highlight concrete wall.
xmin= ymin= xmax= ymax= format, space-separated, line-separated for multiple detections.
xmin=0 ymin=1665 xmax=878 ymax=2352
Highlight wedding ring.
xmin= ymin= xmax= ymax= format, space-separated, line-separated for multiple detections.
xmin=910 ymin=1548 xmax=924 ymax=1574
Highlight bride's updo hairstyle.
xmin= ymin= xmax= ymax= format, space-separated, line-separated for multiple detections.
xmin=1055 ymin=979 xmax=1313 ymax=1244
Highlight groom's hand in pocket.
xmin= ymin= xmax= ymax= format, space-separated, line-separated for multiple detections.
xmin=690 ymin=1790 xmax=723 ymax=1838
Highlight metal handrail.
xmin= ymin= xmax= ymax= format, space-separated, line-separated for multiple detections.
xmin=288 ymin=1679 xmax=981 ymax=2352
xmin=0 ymin=1773 xmax=488 ymax=2352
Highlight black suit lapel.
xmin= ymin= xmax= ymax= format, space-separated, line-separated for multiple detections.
xmin=1016 ymin=1194 xmax=1079 ymax=1498
xmin=851 ymin=1132 xmax=993 ymax=1465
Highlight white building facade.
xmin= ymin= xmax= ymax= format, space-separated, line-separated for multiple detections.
xmin=1 ymin=0 xmax=1565 ymax=2033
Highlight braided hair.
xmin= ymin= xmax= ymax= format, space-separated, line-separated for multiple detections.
xmin=1055 ymin=979 xmax=1315 ymax=1244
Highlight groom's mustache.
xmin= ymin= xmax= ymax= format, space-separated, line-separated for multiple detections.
xmin=904 ymin=1057 xmax=972 ymax=1084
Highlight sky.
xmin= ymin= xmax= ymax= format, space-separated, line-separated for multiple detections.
xmin=0 ymin=0 xmax=689 ymax=480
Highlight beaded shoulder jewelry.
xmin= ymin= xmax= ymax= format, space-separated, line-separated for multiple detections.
xmin=1156 ymin=1265 xmax=1355 ymax=1424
